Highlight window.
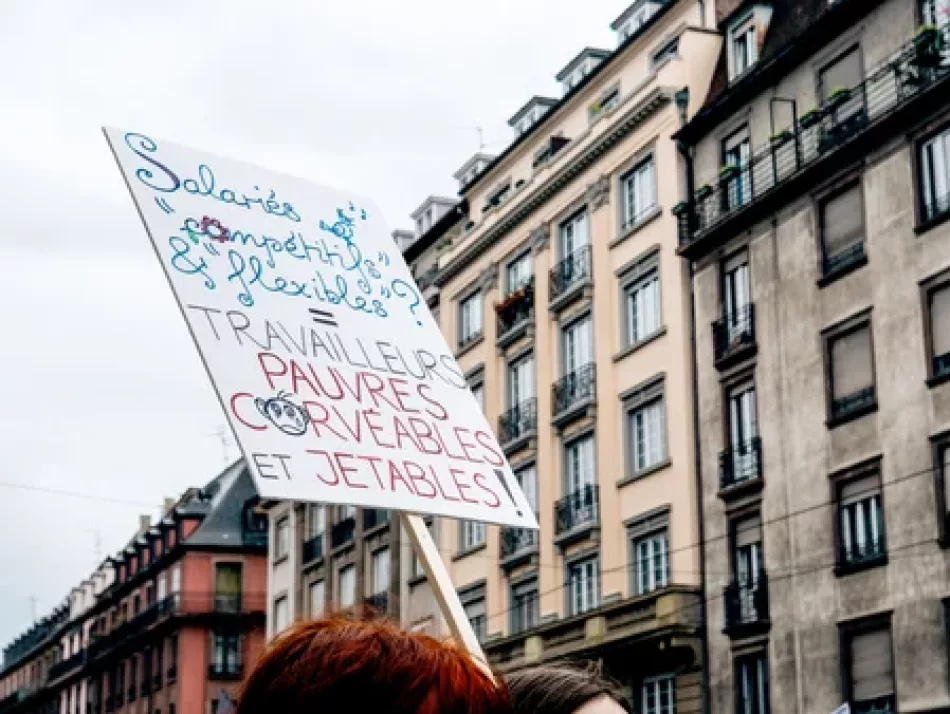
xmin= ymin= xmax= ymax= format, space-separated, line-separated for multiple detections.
xmin=213 ymin=563 xmax=242 ymax=612
xmin=565 ymin=434 xmax=596 ymax=495
xmin=167 ymin=635 xmax=178 ymax=679
xmin=628 ymin=398 xmax=665 ymax=472
xmin=568 ymin=556 xmax=600 ymax=615
xmin=510 ymin=578 xmax=539 ymax=634
xmin=562 ymin=315 xmax=593 ymax=375
xmin=128 ymin=657 xmax=137 ymax=700
xmin=642 ymin=675 xmax=676 ymax=714
xmin=309 ymin=580 xmax=325 ymax=618
xmin=307 ymin=505 xmax=325 ymax=538
xmin=621 ymin=158 xmax=657 ymax=230
xmin=729 ymin=13 xmax=758 ymax=79
xmin=507 ymin=353 xmax=535 ymax=408
xmin=843 ymin=621 xmax=895 ymax=711
xmin=411 ymin=519 xmax=435 ymax=579
xmin=590 ymin=87 xmax=620 ymax=121
xmin=470 ymin=380 xmax=485 ymax=412
xmin=515 ymin=464 xmax=538 ymax=514
xmin=827 ymin=320 xmax=876 ymax=423
xmin=819 ymin=183 xmax=865 ymax=279
xmin=723 ymin=251 xmax=751 ymax=329
xmin=923 ymin=0 xmax=950 ymax=24
xmin=340 ymin=503 xmax=356 ymax=521
xmin=463 ymin=597 xmax=487 ymax=642
xmin=559 ymin=210 xmax=589 ymax=258
xmin=632 ymin=526 xmax=669 ymax=595
xmin=338 ymin=565 xmax=356 ymax=608
xmin=211 ymin=633 xmax=240 ymax=673
xmin=735 ymin=652 xmax=769 ymax=714
xmin=272 ymin=596 xmax=289 ymax=634
xmin=723 ymin=127 xmax=751 ymax=208
xmin=921 ymin=126 xmax=950 ymax=223
xmin=371 ymin=548 xmax=390 ymax=595
xmin=506 ymin=251 xmax=533 ymax=295
xmin=625 ymin=268 xmax=661 ymax=347
xmin=460 ymin=521 xmax=486 ymax=551
xmin=458 ymin=291 xmax=483 ymax=347
xmin=819 ymin=48 xmax=863 ymax=123
xmin=837 ymin=471 xmax=886 ymax=569
xmin=726 ymin=380 xmax=759 ymax=483
xmin=652 ymin=37 xmax=680 ymax=67
xmin=275 ymin=517 xmax=289 ymax=560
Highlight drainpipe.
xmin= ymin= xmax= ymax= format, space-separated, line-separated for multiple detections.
xmin=675 ymin=88 xmax=710 ymax=714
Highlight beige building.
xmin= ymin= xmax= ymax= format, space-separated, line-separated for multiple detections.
xmin=399 ymin=1 xmax=722 ymax=710
xmin=676 ymin=0 xmax=950 ymax=712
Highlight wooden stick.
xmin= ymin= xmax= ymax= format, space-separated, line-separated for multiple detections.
xmin=398 ymin=511 xmax=495 ymax=681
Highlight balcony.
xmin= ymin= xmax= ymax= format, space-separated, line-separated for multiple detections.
xmin=302 ymin=533 xmax=324 ymax=564
xmin=552 ymin=364 xmax=596 ymax=428
xmin=852 ymin=694 xmax=896 ymax=714
xmin=549 ymin=245 xmax=593 ymax=310
xmin=208 ymin=662 xmax=243 ymax=681
xmin=213 ymin=594 xmax=242 ymax=614
xmin=364 ymin=592 xmax=389 ymax=615
xmin=723 ymin=572 xmax=770 ymax=638
xmin=499 ymin=527 xmax=539 ymax=570
xmin=498 ymin=398 xmax=537 ymax=453
xmin=363 ymin=508 xmax=391 ymax=532
xmin=166 ymin=665 xmax=177 ymax=683
xmin=712 ymin=304 xmax=756 ymax=370
xmin=678 ymin=18 xmax=950 ymax=254
xmin=719 ymin=438 xmax=763 ymax=497
xmin=48 ymin=650 xmax=87 ymax=680
xmin=837 ymin=535 xmax=887 ymax=575
xmin=331 ymin=517 xmax=356 ymax=550
xmin=554 ymin=485 xmax=599 ymax=547
xmin=496 ymin=279 xmax=535 ymax=347
xmin=830 ymin=385 xmax=877 ymax=426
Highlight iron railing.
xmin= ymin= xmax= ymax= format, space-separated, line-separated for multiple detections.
xmin=840 ymin=534 xmax=887 ymax=568
xmin=621 ymin=201 xmax=659 ymax=233
xmin=923 ymin=190 xmax=950 ymax=223
xmin=552 ymin=363 xmax=596 ymax=417
xmin=302 ymin=533 xmax=324 ymax=563
xmin=719 ymin=437 xmax=763 ymax=491
xmin=331 ymin=517 xmax=356 ymax=549
xmin=365 ymin=592 xmax=389 ymax=614
xmin=852 ymin=694 xmax=896 ymax=714
xmin=554 ymin=485 xmax=599 ymax=536
xmin=723 ymin=572 xmax=770 ymax=633
xmin=458 ymin=328 xmax=483 ymax=350
xmin=712 ymin=304 xmax=756 ymax=366
xmin=823 ymin=240 xmax=866 ymax=278
xmin=415 ymin=265 xmax=439 ymax=292
xmin=213 ymin=594 xmax=242 ymax=614
xmin=500 ymin=527 xmax=539 ymax=560
xmin=831 ymin=385 xmax=876 ymax=422
xmin=498 ymin=398 xmax=537 ymax=445
xmin=208 ymin=662 xmax=243 ymax=680
xmin=497 ymin=279 xmax=535 ymax=336
xmin=679 ymin=19 xmax=950 ymax=245
xmin=934 ymin=351 xmax=950 ymax=379
xmin=510 ymin=594 xmax=540 ymax=635
xmin=550 ymin=245 xmax=593 ymax=302
xmin=48 ymin=650 xmax=87 ymax=680
xmin=363 ymin=509 xmax=391 ymax=531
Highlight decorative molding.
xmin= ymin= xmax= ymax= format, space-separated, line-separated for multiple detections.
xmin=585 ymin=174 xmax=611 ymax=211
xmin=530 ymin=223 xmax=551 ymax=254
xmin=478 ymin=261 xmax=499 ymax=291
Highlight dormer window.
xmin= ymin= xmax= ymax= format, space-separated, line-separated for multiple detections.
xmin=613 ymin=1 xmax=660 ymax=46
xmin=728 ymin=11 xmax=760 ymax=80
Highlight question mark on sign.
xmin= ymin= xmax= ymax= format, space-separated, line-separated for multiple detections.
xmin=391 ymin=279 xmax=423 ymax=325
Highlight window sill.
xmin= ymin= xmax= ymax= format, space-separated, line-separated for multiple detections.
xmin=817 ymin=253 xmax=868 ymax=288
xmin=452 ymin=542 xmax=487 ymax=562
xmin=926 ymin=371 xmax=950 ymax=389
xmin=363 ymin=522 xmax=391 ymax=540
xmin=915 ymin=209 xmax=950 ymax=236
xmin=273 ymin=555 xmax=288 ymax=566
xmin=616 ymin=458 xmax=672 ymax=488
xmin=408 ymin=573 xmax=427 ymax=588
xmin=826 ymin=400 xmax=878 ymax=429
xmin=455 ymin=334 xmax=485 ymax=359
xmin=613 ymin=326 xmax=668 ymax=362
xmin=609 ymin=205 xmax=663 ymax=249
xmin=834 ymin=553 xmax=888 ymax=577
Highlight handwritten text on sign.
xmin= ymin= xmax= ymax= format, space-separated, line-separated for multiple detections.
xmin=105 ymin=129 xmax=536 ymax=529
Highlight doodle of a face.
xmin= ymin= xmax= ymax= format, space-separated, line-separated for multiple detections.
xmin=255 ymin=394 xmax=309 ymax=436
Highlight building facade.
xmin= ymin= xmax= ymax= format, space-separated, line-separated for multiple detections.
xmin=398 ymin=1 xmax=721 ymax=710
xmin=676 ymin=0 xmax=950 ymax=712
xmin=0 ymin=462 xmax=268 ymax=714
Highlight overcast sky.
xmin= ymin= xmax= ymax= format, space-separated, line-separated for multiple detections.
xmin=0 ymin=0 xmax=634 ymax=648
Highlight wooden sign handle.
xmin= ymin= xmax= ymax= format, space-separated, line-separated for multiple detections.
xmin=398 ymin=512 xmax=495 ymax=682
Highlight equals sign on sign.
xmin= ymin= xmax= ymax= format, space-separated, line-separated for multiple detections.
xmin=308 ymin=308 xmax=338 ymax=327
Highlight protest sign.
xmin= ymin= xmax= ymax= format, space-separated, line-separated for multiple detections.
xmin=105 ymin=128 xmax=537 ymax=531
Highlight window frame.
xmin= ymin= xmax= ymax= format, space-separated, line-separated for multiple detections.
xmin=563 ymin=430 xmax=597 ymax=496
xmin=458 ymin=520 xmax=487 ymax=554
xmin=457 ymin=289 xmax=484 ymax=349
xmin=619 ymin=155 xmax=658 ymax=233
xmin=560 ymin=310 xmax=594 ymax=377
xmin=458 ymin=582 xmax=487 ymax=643
xmin=274 ymin=517 xmax=290 ymax=562
xmin=504 ymin=249 xmax=534 ymax=297
xmin=838 ymin=613 xmax=896 ymax=711
xmin=728 ymin=11 xmax=758 ymax=80
xmin=831 ymin=457 xmax=887 ymax=575
xmin=272 ymin=595 xmax=289 ymax=634
xmin=509 ymin=575 xmax=540 ymax=635
xmin=816 ymin=178 xmax=868 ymax=286
xmin=621 ymin=375 xmax=668 ymax=482
xmin=338 ymin=564 xmax=356 ymax=608
xmin=733 ymin=649 xmax=770 ymax=714
xmin=933 ymin=434 xmax=950 ymax=547
xmin=627 ymin=508 xmax=671 ymax=596
xmin=616 ymin=248 xmax=663 ymax=356
xmin=558 ymin=207 xmax=590 ymax=260
xmin=822 ymin=309 xmax=878 ymax=428
xmin=506 ymin=350 xmax=536 ymax=409
xmin=641 ymin=674 xmax=676 ymax=714
xmin=308 ymin=579 xmax=326 ymax=618
xmin=921 ymin=268 xmax=950 ymax=386
xmin=565 ymin=552 xmax=600 ymax=617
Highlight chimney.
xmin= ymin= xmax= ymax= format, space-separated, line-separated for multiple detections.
xmin=163 ymin=498 xmax=175 ymax=515
xmin=138 ymin=515 xmax=151 ymax=535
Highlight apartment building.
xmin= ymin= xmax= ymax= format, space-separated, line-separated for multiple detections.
xmin=0 ymin=462 xmax=268 ymax=714
xmin=675 ymin=0 xmax=950 ymax=712
xmin=394 ymin=1 xmax=722 ymax=709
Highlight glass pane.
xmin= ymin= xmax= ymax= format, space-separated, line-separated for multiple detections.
xmin=831 ymin=327 xmax=873 ymax=398
xmin=822 ymin=185 xmax=864 ymax=257
xmin=932 ymin=284 xmax=950 ymax=356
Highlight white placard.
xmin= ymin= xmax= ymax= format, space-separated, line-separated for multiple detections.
xmin=105 ymin=128 xmax=537 ymax=530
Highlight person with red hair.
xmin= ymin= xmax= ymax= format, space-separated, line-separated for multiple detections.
xmin=235 ymin=617 xmax=511 ymax=714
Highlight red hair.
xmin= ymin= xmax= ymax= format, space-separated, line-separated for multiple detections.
xmin=236 ymin=617 xmax=511 ymax=714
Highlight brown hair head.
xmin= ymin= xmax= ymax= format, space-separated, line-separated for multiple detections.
xmin=236 ymin=617 xmax=511 ymax=714
xmin=506 ymin=663 xmax=631 ymax=714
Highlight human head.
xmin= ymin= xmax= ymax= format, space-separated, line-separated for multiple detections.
xmin=236 ymin=617 xmax=511 ymax=714
xmin=506 ymin=663 xmax=631 ymax=714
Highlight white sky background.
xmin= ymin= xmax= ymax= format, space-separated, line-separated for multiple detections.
xmin=0 ymin=0 xmax=634 ymax=647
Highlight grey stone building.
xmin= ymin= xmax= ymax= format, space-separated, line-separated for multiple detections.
xmin=675 ymin=0 xmax=950 ymax=712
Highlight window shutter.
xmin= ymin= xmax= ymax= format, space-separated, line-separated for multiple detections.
xmin=851 ymin=628 xmax=894 ymax=700
xmin=821 ymin=49 xmax=862 ymax=99
xmin=735 ymin=515 xmax=761 ymax=548
xmin=840 ymin=473 xmax=879 ymax=505
xmin=832 ymin=326 xmax=873 ymax=398
xmin=823 ymin=186 xmax=864 ymax=258
xmin=932 ymin=284 xmax=950 ymax=357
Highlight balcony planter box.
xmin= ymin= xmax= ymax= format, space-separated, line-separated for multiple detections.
xmin=718 ymin=164 xmax=740 ymax=184
xmin=913 ymin=25 xmax=945 ymax=67
xmin=671 ymin=201 xmax=690 ymax=216
xmin=696 ymin=184 xmax=714 ymax=200
xmin=826 ymin=87 xmax=851 ymax=110
xmin=494 ymin=285 xmax=532 ymax=313
xmin=799 ymin=108 xmax=821 ymax=129
xmin=770 ymin=130 xmax=794 ymax=148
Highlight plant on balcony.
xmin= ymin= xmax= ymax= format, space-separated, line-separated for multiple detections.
xmin=671 ymin=200 xmax=690 ymax=216
xmin=799 ymin=107 xmax=822 ymax=129
xmin=826 ymin=86 xmax=852 ymax=110
xmin=494 ymin=282 xmax=533 ymax=313
xmin=696 ymin=183 xmax=714 ymax=200
xmin=718 ymin=163 xmax=740 ymax=184
xmin=913 ymin=24 xmax=945 ymax=67
xmin=770 ymin=129 xmax=794 ymax=147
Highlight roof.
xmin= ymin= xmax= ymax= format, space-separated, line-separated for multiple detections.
xmin=611 ymin=0 xmax=659 ymax=30
xmin=461 ymin=0 xmax=675 ymax=197
xmin=184 ymin=460 xmax=261 ymax=549
xmin=402 ymin=199 xmax=467 ymax=264
xmin=410 ymin=195 xmax=458 ymax=220
xmin=453 ymin=152 xmax=497 ymax=181
xmin=555 ymin=47 xmax=611 ymax=81
xmin=507 ymin=96 xmax=558 ymax=127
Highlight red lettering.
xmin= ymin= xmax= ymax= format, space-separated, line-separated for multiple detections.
xmin=257 ymin=352 xmax=287 ymax=390
xmin=364 ymin=409 xmax=394 ymax=449
xmin=305 ymin=449 xmax=339 ymax=485
xmin=393 ymin=415 xmax=423 ymax=451
xmin=388 ymin=461 xmax=416 ymax=495
xmin=389 ymin=378 xmax=419 ymax=413
xmin=408 ymin=417 xmax=443 ymax=455
xmin=473 ymin=472 xmax=501 ymax=508
xmin=330 ymin=405 xmax=362 ymax=441
xmin=303 ymin=401 xmax=346 ymax=440
xmin=428 ymin=464 xmax=461 ymax=502
xmin=474 ymin=431 xmax=505 ymax=467
xmin=402 ymin=460 xmax=437 ymax=499
xmin=431 ymin=422 xmax=466 ymax=461
xmin=356 ymin=454 xmax=386 ymax=489
xmin=290 ymin=360 xmax=320 ymax=397
xmin=362 ymin=372 xmax=400 ymax=411
xmin=452 ymin=427 xmax=482 ymax=464
xmin=451 ymin=468 xmax=478 ymax=504
xmin=229 ymin=392 xmax=266 ymax=431
xmin=329 ymin=367 xmax=362 ymax=401
xmin=334 ymin=452 xmax=367 ymax=489
xmin=417 ymin=383 xmax=448 ymax=420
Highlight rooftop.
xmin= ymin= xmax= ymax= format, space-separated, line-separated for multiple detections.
xmin=555 ymin=47 xmax=611 ymax=81
xmin=507 ymin=96 xmax=558 ymax=127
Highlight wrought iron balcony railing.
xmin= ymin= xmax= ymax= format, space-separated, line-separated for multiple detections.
xmin=712 ymin=304 xmax=756 ymax=367
xmin=363 ymin=509 xmax=391 ymax=531
xmin=550 ymin=245 xmax=592 ymax=303
xmin=678 ymin=18 xmax=950 ymax=246
xmin=208 ymin=662 xmax=243 ymax=680
xmin=723 ymin=572 xmax=769 ymax=635
xmin=302 ymin=533 xmax=324 ymax=564
xmin=497 ymin=279 xmax=535 ymax=337
xmin=499 ymin=526 xmax=539 ymax=561
xmin=852 ymin=694 xmax=896 ymax=714
xmin=498 ymin=398 xmax=537 ymax=446
xmin=331 ymin=517 xmax=356 ymax=549
xmin=839 ymin=534 xmax=887 ymax=569
xmin=934 ymin=351 xmax=950 ymax=380
xmin=552 ymin=364 xmax=596 ymax=418
xmin=831 ymin=385 xmax=876 ymax=423
xmin=213 ymin=594 xmax=242 ymax=614
xmin=719 ymin=437 xmax=763 ymax=491
xmin=554 ymin=485 xmax=599 ymax=537
xmin=364 ymin=592 xmax=389 ymax=615
xmin=823 ymin=240 xmax=866 ymax=279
